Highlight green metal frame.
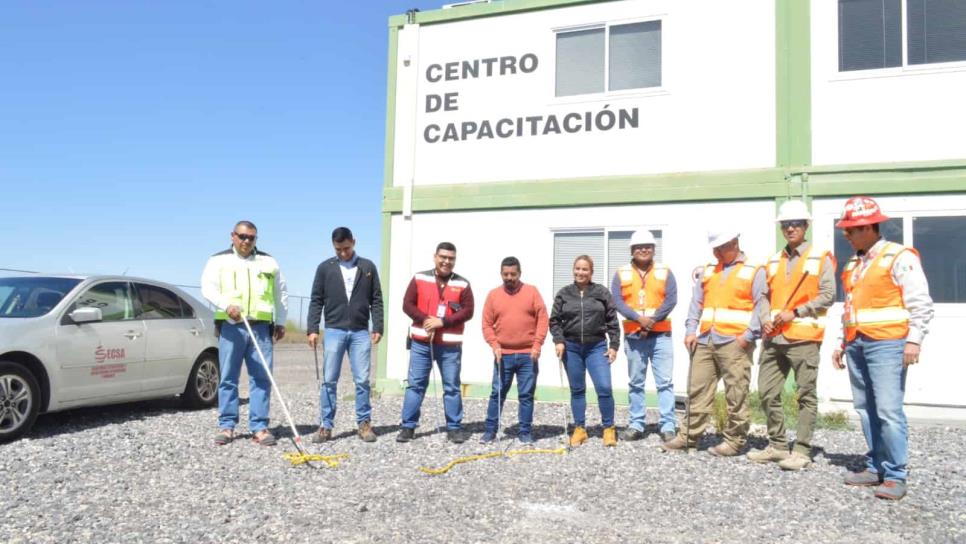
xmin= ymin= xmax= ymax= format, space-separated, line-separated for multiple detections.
xmin=376 ymin=0 xmax=966 ymax=399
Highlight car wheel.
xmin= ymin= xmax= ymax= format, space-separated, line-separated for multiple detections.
xmin=183 ymin=353 xmax=219 ymax=409
xmin=0 ymin=361 xmax=41 ymax=444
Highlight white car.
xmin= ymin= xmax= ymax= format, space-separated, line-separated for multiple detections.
xmin=0 ymin=275 xmax=220 ymax=443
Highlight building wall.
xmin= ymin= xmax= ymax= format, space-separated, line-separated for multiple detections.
xmin=382 ymin=0 xmax=966 ymax=417
xmin=810 ymin=0 xmax=966 ymax=166
xmin=391 ymin=0 xmax=776 ymax=187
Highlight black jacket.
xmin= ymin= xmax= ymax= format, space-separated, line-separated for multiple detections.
xmin=549 ymin=282 xmax=620 ymax=350
xmin=306 ymin=256 xmax=384 ymax=334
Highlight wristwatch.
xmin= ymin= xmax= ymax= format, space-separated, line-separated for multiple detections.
xmin=792 ymin=307 xmax=801 ymax=318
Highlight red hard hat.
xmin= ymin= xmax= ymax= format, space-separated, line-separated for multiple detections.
xmin=835 ymin=196 xmax=890 ymax=228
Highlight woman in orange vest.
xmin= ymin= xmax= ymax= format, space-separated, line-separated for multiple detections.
xmin=832 ymin=197 xmax=934 ymax=501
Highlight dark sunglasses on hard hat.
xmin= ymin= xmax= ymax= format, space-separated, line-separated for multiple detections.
xmin=780 ymin=220 xmax=807 ymax=229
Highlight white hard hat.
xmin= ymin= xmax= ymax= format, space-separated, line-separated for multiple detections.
xmin=707 ymin=229 xmax=739 ymax=249
xmin=776 ymin=200 xmax=812 ymax=222
xmin=628 ymin=229 xmax=656 ymax=247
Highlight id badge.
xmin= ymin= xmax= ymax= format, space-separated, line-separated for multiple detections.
xmin=436 ymin=303 xmax=447 ymax=318
xmin=638 ymin=289 xmax=645 ymax=307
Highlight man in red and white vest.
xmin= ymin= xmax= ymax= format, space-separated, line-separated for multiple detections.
xmin=832 ymin=196 xmax=933 ymax=500
xmin=397 ymin=242 xmax=475 ymax=444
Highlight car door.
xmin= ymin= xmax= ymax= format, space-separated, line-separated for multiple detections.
xmin=54 ymin=281 xmax=146 ymax=403
xmin=136 ymin=282 xmax=205 ymax=393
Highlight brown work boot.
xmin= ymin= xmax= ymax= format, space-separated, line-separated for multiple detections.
xmin=660 ymin=434 xmax=694 ymax=452
xmin=708 ymin=441 xmax=741 ymax=457
xmin=569 ymin=426 xmax=588 ymax=447
xmin=312 ymin=427 xmax=332 ymax=444
xmin=746 ymin=445 xmax=790 ymax=464
xmin=357 ymin=421 xmax=377 ymax=443
xmin=602 ymin=426 xmax=617 ymax=447
xmin=777 ymin=451 xmax=812 ymax=471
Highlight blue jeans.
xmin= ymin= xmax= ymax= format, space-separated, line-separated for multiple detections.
xmin=845 ymin=335 xmax=908 ymax=482
xmin=319 ymin=328 xmax=372 ymax=428
xmin=400 ymin=341 xmax=463 ymax=431
xmin=484 ymin=354 xmax=538 ymax=434
xmin=564 ymin=340 xmax=614 ymax=427
xmin=217 ymin=322 xmax=273 ymax=433
xmin=625 ymin=334 xmax=676 ymax=433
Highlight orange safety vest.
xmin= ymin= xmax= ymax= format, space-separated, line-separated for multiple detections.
xmin=409 ymin=270 xmax=469 ymax=345
xmin=842 ymin=242 xmax=915 ymax=342
xmin=699 ymin=260 xmax=760 ymax=337
xmin=766 ymin=246 xmax=835 ymax=342
xmin=617 ymin=264 xmax=671 ymax=335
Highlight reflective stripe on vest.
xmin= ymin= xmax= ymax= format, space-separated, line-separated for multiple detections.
xmin=765 ymin=246 xmax=833 ymax=342
xmin=214 ymin=259 xmax=277 ymax=322
xmin=617 ymin=264 xmax=671 ymax=335
xmin=842 ymin=242 xmax=914 ymax=341
xmin=410 ymin=272 xmax=468 ymax=345
xmin=699 ymin=261 xmax=758 ymax=337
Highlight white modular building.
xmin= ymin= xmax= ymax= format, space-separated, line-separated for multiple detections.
xmin=378 ymin=0 xmax=966 ymax=420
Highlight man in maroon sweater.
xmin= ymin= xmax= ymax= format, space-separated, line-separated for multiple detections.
xmin=397 ymin=242 xmax=475 ymax=444
xmin=481 ymin=256 xmax=549 ymax=444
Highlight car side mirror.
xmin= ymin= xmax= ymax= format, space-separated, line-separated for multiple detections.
xmin=69 ymin=307 xmax=103 ymax=324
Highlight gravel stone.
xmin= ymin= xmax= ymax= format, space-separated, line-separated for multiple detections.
xmin=1 ymin=346 xmax=963 ymax=543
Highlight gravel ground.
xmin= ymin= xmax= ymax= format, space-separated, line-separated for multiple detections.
xmin=2 ymin=347 xmax=964 ymax=543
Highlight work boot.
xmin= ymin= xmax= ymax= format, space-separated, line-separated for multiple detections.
xmin=312 ymin=427 xmax=332 ymax=444
xmin=874 ymin=480 xmax=907 ymax=500
xmin=569 ymin=426 xmax=588 ymax=447
xmin=778 ymin=451 xmax=812 ymax=471
xmin=746 ymin=445 xmax=790 ymax=464
xmin=447 ymin=429 xmax=469 ymax=444
xmin=357 ymin=421 xmax=377 ymax=443
xmin=620 ymin=427 xmax=645 ymax=441
xmin=213 ymin=428 xmax=234 ymax=446
xmin=660 ymin=434 xmax=693 ymax=452
xmin=518 ymin=432 xmax=534 ymax=445
xmin=603 ymin=426 xmax=617 ymax=447
xmin=480 ymin=430 xmax=497 ymax=444
xmin=660 ymin=431 xmax=677 ymax=443
xmin=396 ymin=428 xmax=415 ymax=443
xmin=844 ymin=470 xmax=882 ymax=487
xmin=708 ymin=442 xmax=741 ymax=457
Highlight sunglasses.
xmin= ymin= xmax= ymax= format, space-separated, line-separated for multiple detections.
xmin=233 ymin=232 xmax=256 ymax=242
xmin=780 ymin=220 xmax=807 ymax=229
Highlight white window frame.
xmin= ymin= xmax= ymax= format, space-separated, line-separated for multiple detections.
xmin=550 ymin=226 xmax=666 ymax=291
xmin=552 ymin=15 xmax=668 ymax=103
xmin=834 ymin=0 xmax=966 ymax=81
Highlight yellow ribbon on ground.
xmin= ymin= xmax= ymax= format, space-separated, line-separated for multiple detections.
xmin=419 ymin=447 xmax=566 ymax=476
xmin=282 ymin=451 xmax=350 ymax=468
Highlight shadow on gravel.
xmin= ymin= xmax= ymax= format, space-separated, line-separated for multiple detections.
xmin=29 ymin=395 xmax=229 ymax=440
xmin=815 ymin=447 xmax=866 ymax=470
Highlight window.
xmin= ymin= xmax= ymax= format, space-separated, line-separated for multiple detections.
xmin=70 ymin=282 xmax=135 ymax=322
xmin=913 ymin=216 xmax=966 ymax=302
xmin=553 ymin=231 xmax=604 ymax=295
xmin=556 ymin=20 xmax=662 ymax=97
xmin=839 ymin=0 xmax=966 ymax=71
xmin=833 ymin=218 xmax=904 ymax=301
xmin=553 ymin=229 xmax=664 ymax=296
xmin=135 ymin=283 xmax=191 ymax=319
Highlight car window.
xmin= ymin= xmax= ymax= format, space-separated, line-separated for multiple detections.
xmin=134 ymin=283 xmax=188 ymax=319
xmin=0 ymin=277 xmax=82 ymax=318
xmin=70 ymin=282 xmax=135 ymax=321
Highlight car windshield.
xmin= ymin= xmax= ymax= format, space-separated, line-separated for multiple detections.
xmin=0 ymin=277 xmax=82 ymax=318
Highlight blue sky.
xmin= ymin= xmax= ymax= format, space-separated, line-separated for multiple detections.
xmin=0 ymin=1 xmax=443 ymax=305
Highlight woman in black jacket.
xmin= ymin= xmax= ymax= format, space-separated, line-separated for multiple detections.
xmin=549 ymin=255 xmax=621 ymax=447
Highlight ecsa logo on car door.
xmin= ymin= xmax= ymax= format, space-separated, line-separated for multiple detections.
xmin=55 ymin=281 xmax=146 ymax=404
